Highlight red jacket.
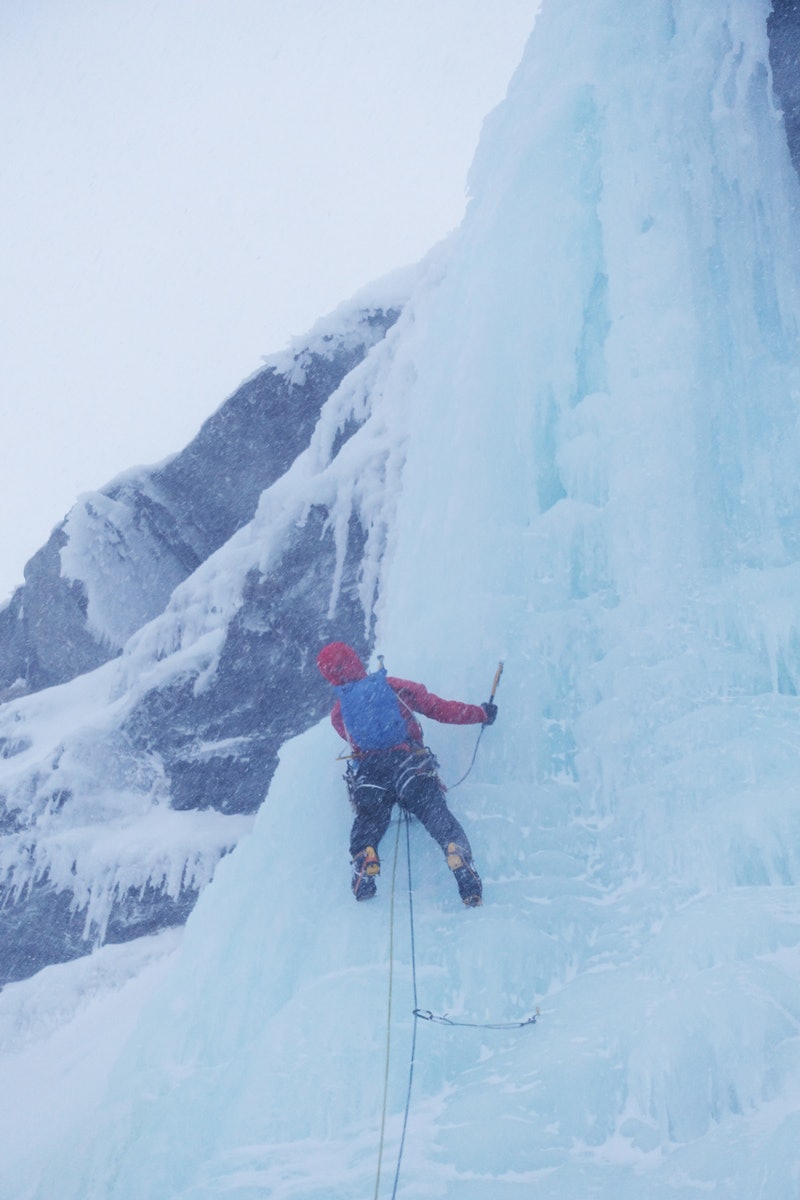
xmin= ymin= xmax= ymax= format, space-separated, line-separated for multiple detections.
xmin=316 ymin=641 xmax=487 ymax=753
xmin=331 ymin=676 xmax=486 ymax=752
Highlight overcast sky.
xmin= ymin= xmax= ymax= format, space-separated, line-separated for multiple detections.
xmin=0 ymin=1 xmax=537 ymax=600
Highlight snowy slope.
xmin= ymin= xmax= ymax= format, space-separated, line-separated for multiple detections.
xmin=5 ymin=0 xmax=800 ymax=1197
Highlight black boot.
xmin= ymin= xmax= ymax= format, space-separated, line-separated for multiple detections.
xmin=351 ymin=846 xmax=380 ymax=900
xmin=446 ymin=843 xmax=483 ymax=907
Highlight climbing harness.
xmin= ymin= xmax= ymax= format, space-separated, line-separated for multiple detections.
xmin=342 ymin=746 xmax=440 ymax=815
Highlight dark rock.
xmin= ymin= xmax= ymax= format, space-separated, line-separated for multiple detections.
xmin=769 ymin=0 xmax=800 ymax=176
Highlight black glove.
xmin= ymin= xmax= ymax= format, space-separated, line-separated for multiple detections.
xmin=482 ymin=701 xmax=498 ymax=725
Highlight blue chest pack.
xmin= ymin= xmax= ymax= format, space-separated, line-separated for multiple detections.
xmin=335 ymin=666 xmax=409 ymax=750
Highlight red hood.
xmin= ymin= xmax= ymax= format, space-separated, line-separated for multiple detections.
xmin=316 ymin=642 xmax=367 ymax=685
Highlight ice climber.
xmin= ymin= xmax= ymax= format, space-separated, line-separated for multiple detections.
xmin=316 ymin=641 xmax=497 ymax=906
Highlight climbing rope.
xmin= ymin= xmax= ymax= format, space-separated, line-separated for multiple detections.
xmin=384 ymin=809 xmax=538 ymax=1198
xmin=447 ymin=722 xmax=487 ymax=789
xmin=374 ymin=816 xmax=404 ymax=1200
xmin=447 ymin=660 xmax=504 ymax=789
xmin=389 ymin=812 xmax=420 ymax=1200
xmin=371 ymin=816 xmax=402 ymax=1200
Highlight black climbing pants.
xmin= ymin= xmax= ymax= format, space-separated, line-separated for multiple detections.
xmin=348 ymin=748 xmax=473 ymax=861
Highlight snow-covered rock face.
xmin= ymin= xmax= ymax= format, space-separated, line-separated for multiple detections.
xmin=0 ymin=289 xmax=412 ymax=985
xmin=0 ymin=304 xmax=399 ymax=699
xmin=769 ymin=0 xmax=800 ymax=175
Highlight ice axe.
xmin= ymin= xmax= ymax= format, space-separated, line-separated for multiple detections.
xmin=489 ymin=660 xmax=504 ymax=703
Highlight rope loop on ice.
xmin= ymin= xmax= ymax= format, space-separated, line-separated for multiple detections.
xmin=412 ymin=1007 xmax=539 ymax=1030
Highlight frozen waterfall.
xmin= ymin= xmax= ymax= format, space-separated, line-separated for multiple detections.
xmin=5 ymin=0 xmax=800 ymax=1196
